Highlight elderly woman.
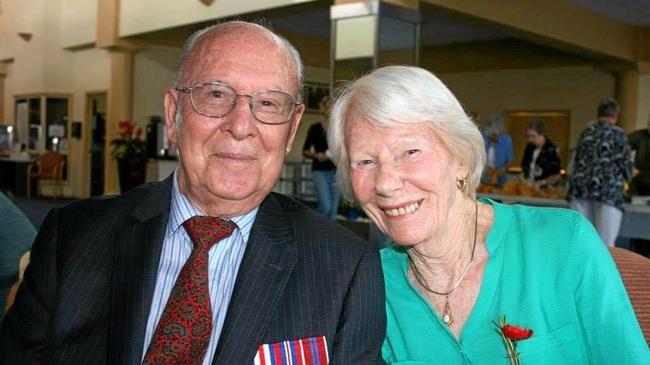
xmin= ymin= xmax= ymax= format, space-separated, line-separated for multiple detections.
xmin=328 ymin=66 xmax=649 ymax=364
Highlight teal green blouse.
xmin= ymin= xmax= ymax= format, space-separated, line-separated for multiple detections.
xmin=381 ymin=200 xmax=650 ymax=364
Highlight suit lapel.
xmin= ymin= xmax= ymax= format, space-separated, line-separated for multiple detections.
xmin=212 ymin=194 xmax=297 ymax=365
xmin=108 ymin=177 xmax=173 ymax=365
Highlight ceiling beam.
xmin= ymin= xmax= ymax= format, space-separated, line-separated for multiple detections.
xmin=419 ymin=39 xmax=597 ymax=73
xmin=422 ymin=0 xmax=641 ymax=63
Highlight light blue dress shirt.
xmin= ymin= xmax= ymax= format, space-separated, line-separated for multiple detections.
xmin=142 ymin=171 xmax=257 ymax=365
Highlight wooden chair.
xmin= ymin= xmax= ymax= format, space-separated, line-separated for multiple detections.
xmin=27 ymin=151 xmax=65 ymax=198
xmin=609 ymin=247 xmax=650 ymax=343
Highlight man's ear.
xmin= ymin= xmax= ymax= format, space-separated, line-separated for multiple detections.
xmin=285 ymin=104 xmax=305 ymax=154
xmin=163 ymin=87 xmax=179 ymax=147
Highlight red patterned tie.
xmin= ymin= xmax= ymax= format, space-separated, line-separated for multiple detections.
xmin=142 ymin=216 xmax=236 ymax=365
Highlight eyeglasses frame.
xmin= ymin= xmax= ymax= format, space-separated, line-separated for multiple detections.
xmin=175 ymin=81 xmax=303 ymax=125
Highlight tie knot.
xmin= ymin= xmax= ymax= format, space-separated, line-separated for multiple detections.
xmin=183 ymin=216 xmax=236 ymax=251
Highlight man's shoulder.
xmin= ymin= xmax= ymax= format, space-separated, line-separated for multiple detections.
xmin=266 ymin=193 xmax=371 ymax=250
xmin=57 ymin=179 xmax=171 ymax=223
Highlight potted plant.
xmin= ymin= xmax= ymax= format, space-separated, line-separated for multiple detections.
xmin=110 ymin=120 xmax=147 ymax=193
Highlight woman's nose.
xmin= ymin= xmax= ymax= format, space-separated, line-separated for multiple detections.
xmin=374 ymin=163 xmax=403 ymax=197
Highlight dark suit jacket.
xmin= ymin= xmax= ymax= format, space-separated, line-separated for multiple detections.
xmin=0 ymin=176 xmax=386 ymax=364
xmin=521 ymin=139 xmax=561 ymax=181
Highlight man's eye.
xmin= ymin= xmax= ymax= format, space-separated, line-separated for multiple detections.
xmin=257 ymin=99 xmax=281 ymax=109
xmin=406 ymin=149 xmax=419 ymax=155
xmin=210 ymin=90 xmax=223 ymax=98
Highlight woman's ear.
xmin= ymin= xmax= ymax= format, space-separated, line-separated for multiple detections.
xmin=457 ymin=160 xmax=469 ymax=180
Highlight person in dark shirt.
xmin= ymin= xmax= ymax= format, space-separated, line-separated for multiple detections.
xmin=303 ymin=96 xmax=339 ymax=220
xmin=521 ymin=119 xmax=561 ymax=187
xmin=628 ymin=114 xmax=650 ymax=195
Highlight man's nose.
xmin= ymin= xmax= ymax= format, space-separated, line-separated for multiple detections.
xmin=374 ymin=163 xmax=403 ymax=197
xmin=223 ymin=95 xmax=256 ymax=139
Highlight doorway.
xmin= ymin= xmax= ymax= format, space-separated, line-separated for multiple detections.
xmin=86 ymin=93 xmax=107 ymax=196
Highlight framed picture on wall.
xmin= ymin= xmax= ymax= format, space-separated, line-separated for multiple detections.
xmin=303 ymin=82 xmax=329 ymax=113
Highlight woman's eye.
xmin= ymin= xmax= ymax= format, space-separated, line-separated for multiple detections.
xmin=402 ymin=149 xmax=421 ymax=159
xmin=354 ymin=159 xmax=375 ymax=169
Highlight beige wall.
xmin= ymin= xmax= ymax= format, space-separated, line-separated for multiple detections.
xmin=3 ymin=0 xmax=47 ymax=122
xmin=638 ymin=73 xmax=650 ymax=130
xmin=0 ymin=0 xmax=16 ymax=60
xmin=1 ymin=0 xmax=111 ymax=197
xmin=120 ymin=0 xmax=317 ymax=37
xmin=133 ymin=46 xmax=178 ymax=129
xmin=439 ymin=66 xmax=615 ymax=148
xmin=69 ymin=48 xmax=111 ymax=197
xmin=43 ymin=0 xmax=74 ymax=91
xmin=60 ymin=0 xmax=97 ymax=48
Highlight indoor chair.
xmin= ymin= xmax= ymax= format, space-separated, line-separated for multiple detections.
xmin=26 ymin=150 xmax=65 ymax=198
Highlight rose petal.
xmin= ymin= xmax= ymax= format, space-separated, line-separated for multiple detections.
xmin=502 ymin=325 xmax=534 ymax=341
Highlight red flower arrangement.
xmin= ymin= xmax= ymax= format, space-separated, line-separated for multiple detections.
xmin=110 ymin=120 xmax=146 ymax=160
xmin=494 ymin=316 xmax=533 ymax=365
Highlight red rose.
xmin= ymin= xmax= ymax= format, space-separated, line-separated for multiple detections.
xmin=501 ymin=325 xmax=533 ymax=341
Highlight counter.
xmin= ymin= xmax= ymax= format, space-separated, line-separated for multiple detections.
xmin=480 ymin=193 xmax=650 ymax=240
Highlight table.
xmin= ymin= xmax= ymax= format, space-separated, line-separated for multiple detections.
xmin=480 ymin=193 xmax=650 ymax=240
xmin=0 ymin=158 xmax=33 ymax=197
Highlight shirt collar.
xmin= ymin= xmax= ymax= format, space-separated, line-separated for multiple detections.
xmin=167 ymin=169 xmax=259 ymax=238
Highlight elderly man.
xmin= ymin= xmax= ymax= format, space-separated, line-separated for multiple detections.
xmin=0 ymin=21 xmax=385 ymax=365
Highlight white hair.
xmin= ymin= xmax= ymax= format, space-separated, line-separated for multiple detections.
xmin=328 ymin=65 xmax=485 ymax=200
xmin=176 ymin=20 xmax=304 ymax=99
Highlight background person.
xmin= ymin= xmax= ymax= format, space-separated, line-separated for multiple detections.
xmin=569 ymin=98 xmax=633 ymax=247
xmin=302 ymin=96 xmax=340 ymax=220
xmin=520 ymin=119 xmax=561 ymax=187
xmin=328 ymin=65 xmax=649 ymax=364
xmin=0 ymin=21 xmax=385 ymax=365
xmin=481 ymin=114 xmax=514 ymax=187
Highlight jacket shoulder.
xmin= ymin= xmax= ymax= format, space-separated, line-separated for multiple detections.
xmin=269 ymin=193 xmax=371 ymax=251
xmin=55 ymin=179 xmax=170 ymax=230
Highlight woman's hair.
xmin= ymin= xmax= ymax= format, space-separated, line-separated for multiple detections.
xmin=328 ymin=65 xmax=485 ymax=200
xmin=527 ymin=119 xmax=547 ymax=136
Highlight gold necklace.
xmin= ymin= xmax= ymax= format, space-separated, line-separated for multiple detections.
xmin=408 ymin=201 xmax=478 ymax=327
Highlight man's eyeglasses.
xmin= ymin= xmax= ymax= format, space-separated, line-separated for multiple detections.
xmin=175 ymin=81 xmax=302 ymax=125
